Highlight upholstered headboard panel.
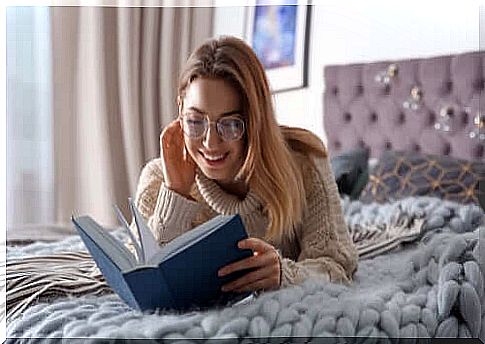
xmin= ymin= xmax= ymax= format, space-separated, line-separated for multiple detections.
xmin=323 ymin=51 xmax=485 ymax=161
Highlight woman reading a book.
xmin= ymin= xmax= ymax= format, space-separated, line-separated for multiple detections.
xmin=133 ymin=36 xmax=358 ymax=293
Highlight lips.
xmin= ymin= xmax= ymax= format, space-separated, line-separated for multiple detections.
xmin=200 ymin=151 xmax=229 ymax=166
xmin=204 ymin=154 xmax=226 ymax=161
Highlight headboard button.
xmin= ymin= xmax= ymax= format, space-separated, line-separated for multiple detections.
xmin=370 ymin=112 xmax=378 ymax=123
xmin=356 ymin=85 xmax=364 ymax=96
xmin=383 ymin=84 xmax=391 ymax=95
xmin=385 ymin=141 xmax=392 ymax=150
xmin=398 ymin=112 xmax=406 ymax=124
xmin=473 ymin=145 xmax=484 ymax=159
xmin=332 ymin=87 xmax=339 ymax=96
xmin=445 ymin=80 xmax=453 ymax=94
xmin=413 ymin=144 xmax=421 ymax=152
xmin=428 ymin=111 xmax=436 ymax=126
xmin=344 ymin=112 xmax=352 ymax=122
xmin=473 ymin=79 xmax=485 ymax=91
xmin=443 ymin=143 xmax=451 ymax=155
xmin=461 ymin=111 xmax=469 ymax=126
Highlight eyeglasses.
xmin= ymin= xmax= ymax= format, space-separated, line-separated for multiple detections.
xmin=180 ymin=112 xmax=246 ymax=142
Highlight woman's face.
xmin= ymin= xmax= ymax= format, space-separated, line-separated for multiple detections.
xmin=180 ymin=77 xmax=246 ymax=186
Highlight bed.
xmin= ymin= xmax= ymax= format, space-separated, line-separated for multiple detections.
xmin=5 ymin=51 xmax=485 ymax=342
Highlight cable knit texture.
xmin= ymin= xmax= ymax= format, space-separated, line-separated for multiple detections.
xmin=6 ymin=196 xmax=484 ymax=340
xmin=132 ymin=149 xmax=358 ymax=288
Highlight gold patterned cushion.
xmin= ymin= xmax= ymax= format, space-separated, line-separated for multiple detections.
xmin=360 ymin=150 xmax=484 ymax=205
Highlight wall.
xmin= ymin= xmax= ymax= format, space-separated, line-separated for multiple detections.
xmin=213 ymin=1 xmax=482 ymax=144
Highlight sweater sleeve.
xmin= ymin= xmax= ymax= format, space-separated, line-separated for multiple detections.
xmin=280 ymin=155 xmax=358 ymax=287
xmin=131 ymin=158 xmax=203 ymax=246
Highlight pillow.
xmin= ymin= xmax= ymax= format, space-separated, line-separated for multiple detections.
xmin=359 ymin=150 xmax=485 ymax=205
xmin=349 ymin=168 xmax=369 ymax=199
xmin=331 ymin=147 xmax=370 ymax=199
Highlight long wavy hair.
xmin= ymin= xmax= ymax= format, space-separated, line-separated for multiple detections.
xmin=177 ymin=36 xmax=326 ymax=243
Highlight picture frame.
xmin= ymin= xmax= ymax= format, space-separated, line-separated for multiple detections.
xmin=245 ymin=0 xmax=311 ymax=93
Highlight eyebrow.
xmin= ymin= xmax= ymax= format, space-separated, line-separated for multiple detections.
xmin=186 ymin=106 xmax=241 ymax=117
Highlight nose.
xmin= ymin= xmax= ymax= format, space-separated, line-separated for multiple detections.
xmin=202 ymin=122 xmax=222 ymax=147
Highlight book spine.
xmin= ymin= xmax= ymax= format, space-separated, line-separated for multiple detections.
xmin=74 ymin=226 xmax=140 ymax=310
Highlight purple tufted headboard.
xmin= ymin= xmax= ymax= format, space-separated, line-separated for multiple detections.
xmin=323 ymin=51 xmax=485 ymax=162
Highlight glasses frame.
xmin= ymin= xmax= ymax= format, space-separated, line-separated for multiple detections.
xmin=179 ymin=113 xmax=246 ymax=142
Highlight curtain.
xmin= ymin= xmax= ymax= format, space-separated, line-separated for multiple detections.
xmin=50 ymin=6 xmax=213 ymax=227
xmin=7 ymin=7 xmax=54 ymax=228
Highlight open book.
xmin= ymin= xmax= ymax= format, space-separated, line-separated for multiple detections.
xmin=71 ymin=199 xmax=253 ymax=311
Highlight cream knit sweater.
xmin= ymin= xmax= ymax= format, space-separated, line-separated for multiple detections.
xmin=132 ymin=150 xmax=358 ymax=288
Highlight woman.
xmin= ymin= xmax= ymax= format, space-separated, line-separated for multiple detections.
xmin=133 ymin=35 xmax=358 ymax=293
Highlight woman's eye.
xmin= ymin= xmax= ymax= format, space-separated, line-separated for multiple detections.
xmin=185 ymin=115 xmax=206 ymax=125
xmin=186 ymin=119 xmax=204 ymax=125
xmin=221 ymin=119 xmax=243 ymax=130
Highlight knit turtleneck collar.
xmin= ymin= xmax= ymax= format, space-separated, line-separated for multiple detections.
xmin=195 ymin=171 xmax=262 ymax=216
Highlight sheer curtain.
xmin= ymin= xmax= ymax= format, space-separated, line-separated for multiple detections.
xmin=7 ymin=7 xmax=54 ymax=230
xmin=7 ymin=6 xmax=214 ymax=237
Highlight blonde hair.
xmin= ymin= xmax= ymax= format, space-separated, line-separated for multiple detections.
xmin=178 ymin=36 xmax=327 ymax=243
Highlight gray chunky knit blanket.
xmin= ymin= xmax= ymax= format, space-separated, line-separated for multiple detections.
xmin=5 ymin=196 xmax=485 ymax=341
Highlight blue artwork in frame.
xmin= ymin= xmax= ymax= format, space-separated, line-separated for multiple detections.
xmin=246 ymin=1 xmax=310 ymax=92
xmin=252 ymin=5 xmax=297 ymax=69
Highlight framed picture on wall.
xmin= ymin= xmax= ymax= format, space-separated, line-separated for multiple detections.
xmin=245 ymin=0 xmax=311 ymax=93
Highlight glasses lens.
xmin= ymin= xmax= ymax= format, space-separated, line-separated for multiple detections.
xmin=218 ymin=117 xmax=245 ymax=141
xmin=182 ymin=114 xmax=207 ymax=138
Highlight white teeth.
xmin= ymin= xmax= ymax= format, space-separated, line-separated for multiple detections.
xmin=203 ymin=154 xmax=225 ymax=161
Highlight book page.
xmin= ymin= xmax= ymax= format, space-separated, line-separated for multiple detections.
xmin=114 ymin=204 xmax=144 ymax=264
xmin=146 ymin=215 xmax=231 ymax=265
xmin=72 ymin=216 xmax=137 ymax=271
xmin=129 ymin=199 xmax=161 ymax=262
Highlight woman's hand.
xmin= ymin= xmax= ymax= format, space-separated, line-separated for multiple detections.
xmin=218 ymin=237 xmax=281 ymax=293
xmin=160 ymin=119 xmax=196 ymax=198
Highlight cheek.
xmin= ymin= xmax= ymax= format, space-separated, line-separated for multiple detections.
xmin=184 ymin=137 xmax=200 ymax=160
xmin=231 ymin=141 xmax=246 ymax=162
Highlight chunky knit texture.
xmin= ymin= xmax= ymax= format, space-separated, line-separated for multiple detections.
xmin=5 ymin=196 xmax=484 ymax=340
xmin=133 ymin=151 xmax=358 ymax=287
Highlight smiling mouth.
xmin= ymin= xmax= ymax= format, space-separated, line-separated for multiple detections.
xmin=200 ymin=151 xmax=229 ymax=165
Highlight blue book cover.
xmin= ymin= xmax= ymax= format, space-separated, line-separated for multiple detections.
xmin=71 ymin=200 xmax=253 ymax=311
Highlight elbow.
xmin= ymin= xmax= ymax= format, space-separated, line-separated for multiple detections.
xmin=339 ymin=243 xmax=359 ymax=283
xmin=324 ymin=243 xmax=359 ymax=285
xmin=348 ymin=243 xmax=359 ymax=277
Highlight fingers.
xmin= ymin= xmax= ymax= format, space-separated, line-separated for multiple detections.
xmin=218 ymin=249 xmax=276 ymax=277
xmin=160 ymin=120 xmax=183 ymax=149
xmin=219 ymin=237 xmax=281 ymax=293
xmin=230 ymin=277 xmax=277 ymax=293
xmin=222 ymin=265 xmax=279 ymax=293
xmin=182 ymin=145 xmax=196 ymax=166
xmin=238 ymin=237 xmax=275 ymax=253
xmin=219 ymin=238 xmax=279 ymax=277
xmin=159 ymin=119 xmax=196 ymax=196
xmin=235 ymin=278 xmax=274 ymax=293
xmin=160 ymin=121 xmax=189 ymax=165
